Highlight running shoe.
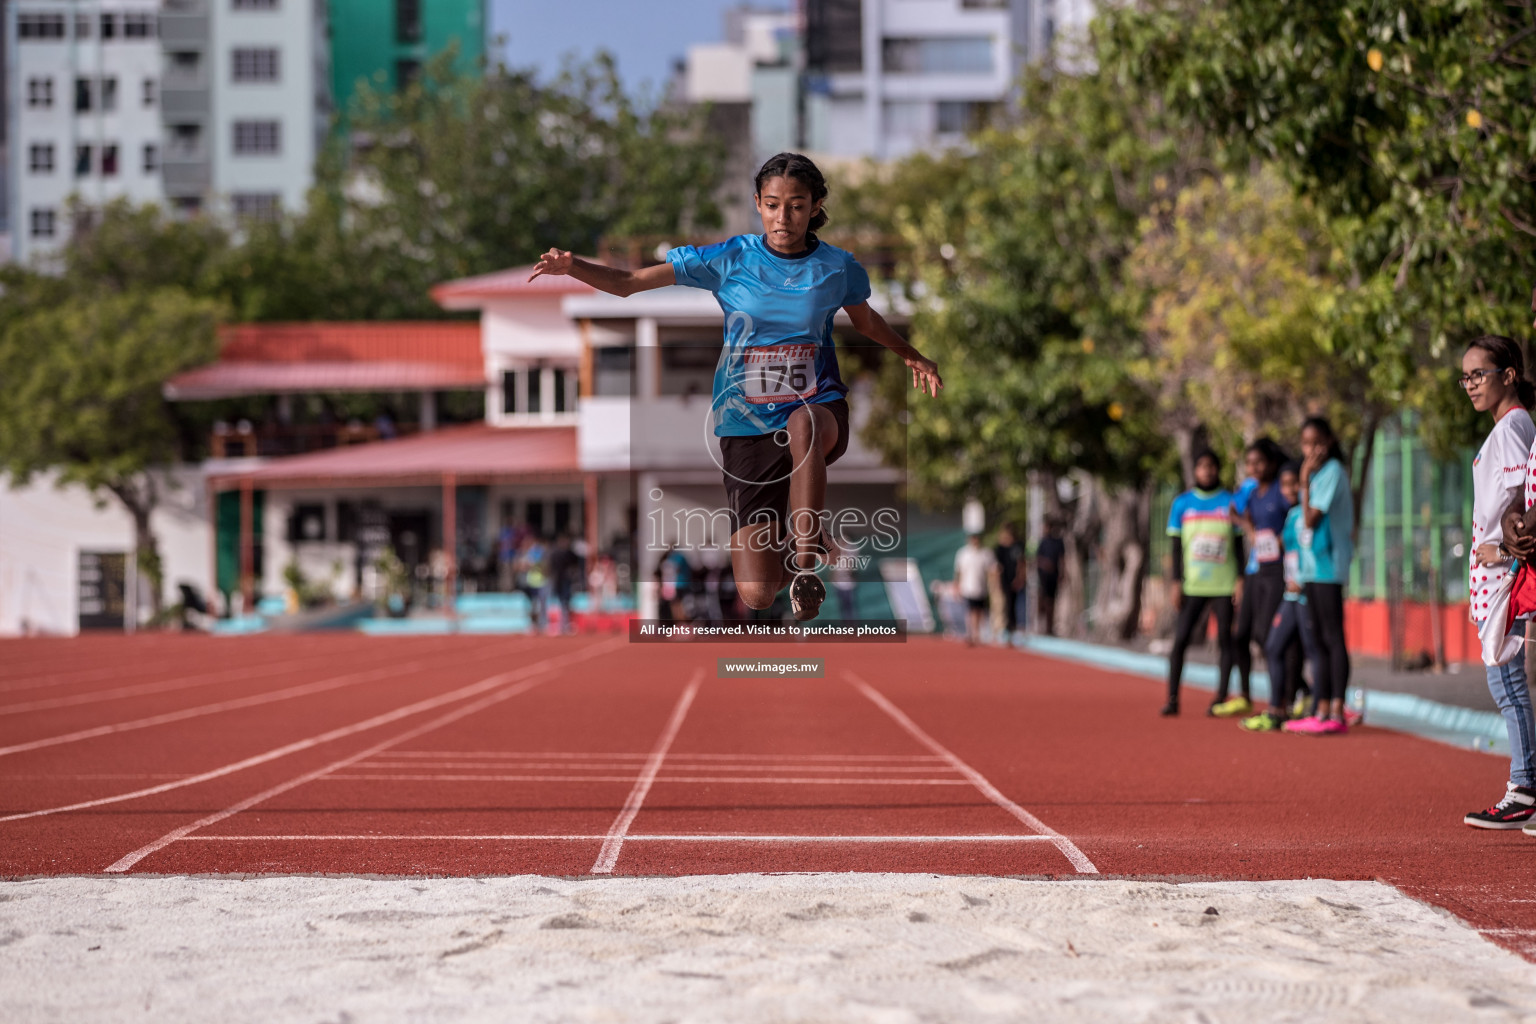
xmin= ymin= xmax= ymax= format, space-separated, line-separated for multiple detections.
xmin=1343 ymin=707 xmax=1365 ymax=728
xmin=1240 ymin=712 xmax=1283 ymax=732
xmin=1313 ymin=717 xmax=1348 ymax=735
xmin=1465 ymin=783 xmax=1536 ymax=829
xmin=1282 ymin=716 xmax=1325 ymax=734
xmin=1291 ymin=693 xmax=1311 ymax=718
xmin=789 ymin=570 xmax=825 ymax=622
xmin=1209 ymin=696 xmax=1253 ymax=718
xmin=1159 ymin=700 xmax=1179 ymax=717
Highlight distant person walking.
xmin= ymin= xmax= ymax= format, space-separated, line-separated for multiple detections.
xmin=953 ymin=532 xmax=997 ymax=646
xmin=1034 ymin=519 xmax=1066 ymax=636
xmin=1282 ymin=417 xmax=1356 ymax=736
xmin=1161 ymin=450 xmax=1244 ymax=717
xmin=1453 ymin=336 xmax=1536 ymax=827
xmin=994 ymin=523 xmax=1026 ymax=640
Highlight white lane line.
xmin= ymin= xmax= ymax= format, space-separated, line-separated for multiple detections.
xmin=0 ymin=639 xmax=338 ymax=693
xmin=0 ymin=640 xmax=517 ymax=758
xmin=0 ymin=640 xmax=465 ymax=714
xmin=385 ymin=751 xmax=947 ymax=762
xmin=320 ymin=773 xmax=969 ymax=785
xmin=179 ymin=833 xmax=1058 ymax=843
xmin=1 ymin=638 xmax=622 ymax=825
xmin=590 ymin=673 xmax=702 ymax=874
xmin=847 ymin=672 xmax=1099 ymax=875
xmin=352 ymin=761 xmax=958 ymax=773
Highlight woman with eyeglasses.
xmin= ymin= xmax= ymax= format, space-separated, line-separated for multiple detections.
xmin=1455 ymin=335 xmax=1536 ymax=828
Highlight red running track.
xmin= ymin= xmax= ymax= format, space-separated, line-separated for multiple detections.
xmin=2 ymin=633 xmax=1533 ymax=958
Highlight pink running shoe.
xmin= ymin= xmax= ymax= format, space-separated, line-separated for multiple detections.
xmin=1343 ymin=707 xmax=1364 ymax=728
xmin=1314 ymin=717 xmax=1349 ymax=735
xmin=1282 ymin=716 xmax=1324 ymax=734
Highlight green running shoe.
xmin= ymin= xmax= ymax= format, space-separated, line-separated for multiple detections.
xmin=1209 ymin=696 xmax=1253 ymax=718
xmin=1240 ymin=712 xmax=1283 ymax=732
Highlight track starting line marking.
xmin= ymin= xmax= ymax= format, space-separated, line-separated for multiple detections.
xmin=177 ymin=834 xmax=1060 ymax=843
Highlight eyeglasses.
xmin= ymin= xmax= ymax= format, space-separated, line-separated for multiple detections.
xmin=1459 ymin=368 xmax=1504 ymax=390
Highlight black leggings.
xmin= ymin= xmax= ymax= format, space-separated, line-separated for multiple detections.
xmin=1303 ymin=582 xmax=1349 ymax=708
xmin=1230 ymin=569 xmax=1285 ymax=701
xmin=1167 ymin=594 xmax=1234 ymax=706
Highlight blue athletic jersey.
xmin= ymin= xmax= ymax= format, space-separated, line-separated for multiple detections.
xmin=1233 ymin=477 xmax=1292 ymax=575
xmin=667 ymin=234 xmax=872 ymax=436
xmin=1167 ymin=487 xmax=1240 ymax=597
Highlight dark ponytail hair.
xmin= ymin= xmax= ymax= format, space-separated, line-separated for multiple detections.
xmin=1300 ymin=415 xmax=1346 ymax=464
xmin=1246 ymin=436 xmax=1289 ymax=479
xmin=754 ymin=152 xmax=829 ymax=233
xmin=1466 ymin=334 xmax=1536 ymax=409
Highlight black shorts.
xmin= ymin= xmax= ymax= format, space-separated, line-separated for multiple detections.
xmin=721 ymin=397 xmax=850 ymax=539
xmin=965 ymin=596 xmax=988 ymax=613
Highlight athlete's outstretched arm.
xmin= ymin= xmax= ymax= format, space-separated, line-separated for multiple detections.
xmin=528 ymin=249 xmax=675 ymax=297
xmin=844 ymin=302 xmax=943 ymax=398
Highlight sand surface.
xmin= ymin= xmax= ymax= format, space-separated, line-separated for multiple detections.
xmin=4 ymin=873 xmax=1536 ymax=1022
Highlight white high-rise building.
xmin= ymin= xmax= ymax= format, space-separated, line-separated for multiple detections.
xmin=6 ymin=0 xmax=163 ymax=264
xmin=4 ymin=0 xmax=329 ymax=264
xmin=803 ymin=0 xmax=1095 ymax=161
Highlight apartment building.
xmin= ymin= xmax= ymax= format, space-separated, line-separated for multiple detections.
xmin=6 ymin=0 xmax=163 ymax=263
xmin=329 ymin=0 xmax=485 ymax=119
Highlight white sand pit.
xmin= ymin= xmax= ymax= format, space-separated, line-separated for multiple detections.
xmin=3 ymin=873 xmax=1535 ymax=1022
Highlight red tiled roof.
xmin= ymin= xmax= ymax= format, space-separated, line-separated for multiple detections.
xmin=165 ymin=322 xmax=485 ymax=399
xmin=218 ymin=322 xmax=482 ymax=365
xmin=431 ymin=265 xmax=595 ymax=307
xmin=208 ymin=425 xmax=580 ymax=489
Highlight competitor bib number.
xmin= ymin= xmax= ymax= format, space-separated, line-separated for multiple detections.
xmin=1253 ymin=529 xmax=1281 ymax=563
xmin=742 ymin=344 xmax=818 ymax=406
xmin=1189 ymin=534 xmax=1229 ymax=563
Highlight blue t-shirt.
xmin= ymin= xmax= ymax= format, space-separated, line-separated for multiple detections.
xmin=1281 ymin=505 xmax=1307 ymax=603
xmin=667 ymin=234 xmax=872 ymax=436
xmin=1167 ymin=488 xmax=1240 ymax=597
xmin=1303 ymin=458 xmax=1354 ymax=585
xmin=1233 ymin=476 xmax=1292 ymax=575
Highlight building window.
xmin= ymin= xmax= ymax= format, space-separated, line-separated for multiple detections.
xmin=936 ymin=100 xmax=1001 ymax=135
xmin=882 ymin=36 xmax=995 ymax=75
xmin=883 ymin=100 xmax=927 ymax=139
xmin=30 ymin=208 xmax=57 ymax=238
xmin=172 ymin=196 xmax=204 ymax=215
xmin=123 ymin=13 xmax=156 ymax=38
xmin=528 ymin=368 xmax=543 ymax=414
xmin=171 ymin=123 xmax=202 ymax=158
xmin=75 ymin=78 xmax=93 ymax=113
xmin=593 ymin=346 xmax=634 ymax=397
xmin=29 ymin=144 xmax=56 ymax=174
xmin=960 ymin=0 xmax=1008 ymax=6
xmin=100 ymin=13 xmax=118 ymax=39
xmin=74 ymin=13 xmax=92 ymax=38
xmin=287 ymin=504 xmax=326 ymax=543
xmin=396 ymin=59 xmax=421 ymax=90
xmin=501 ymin=370 xmax=519 ymax=414
xmin=396 ymin=0 xmax=422 ymax=43
xmin=232 ymin=120 xmax=281 ymax=155
xmin=76 ymin=145 xmax=93 ymax=177
xmin=143 ymin=143 xmax=159 ymax=173
xmin=101 ymin=77 xmax=119 ymax=112
xmin=553 ymin=369 xmax=570 ymax=413
xmin=231 ymin=193 xmax=281 ymax=221
xmin=143 ymin=78 xmax=157 ymax=107
xmin=27 ymin=77 xmax=54 ymax=108
xmin=232 ymin=0 xmax=280 ymax=8
xmin=102 ymin=145 xmax=120 ymax=177
xmin=232 ymin=47 xmax=281 ymax=82
xmin=18 ymin=14 xmax=66 ymax=39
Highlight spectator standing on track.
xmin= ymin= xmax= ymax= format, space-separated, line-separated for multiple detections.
xmin=953 ymin=532 xmax=998 ymax=646
xmin=1453 ymin=336 xmax=1536 ymax=827
xmin=1216 ymin=438 xmax=1292 ymax=718
xmin=548 ymin=534 xmax=580 ymax=635
xmin=1161 ymin=450 xmax=1245 ymax=717
xmin=994 ymin=523 xmax=1026 ymax=642
xmin=1035 ymin=519 xmax=1066 ymax=636
xmin=1242 ymin=461 xmax=1317 ymax=732
xmin=1282 ymin=417 xmax=1356 ymax=736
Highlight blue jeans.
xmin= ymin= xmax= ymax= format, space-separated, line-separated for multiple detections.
xmin=1479 ymin=620 xmax=1536 ymax=788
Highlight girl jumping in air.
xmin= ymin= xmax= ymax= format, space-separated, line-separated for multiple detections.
xmin=529 ymin=153 xmax=943 ymax=620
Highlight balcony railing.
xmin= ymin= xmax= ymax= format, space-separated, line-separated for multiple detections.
xmin=208 ymin=422 xmax=424 ymax=459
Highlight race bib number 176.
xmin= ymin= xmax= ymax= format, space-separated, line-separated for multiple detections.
xmin=741 ymin=344 xmax=818 ymax=406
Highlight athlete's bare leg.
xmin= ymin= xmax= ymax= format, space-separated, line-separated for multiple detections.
xmin=730 ymin=404 xmax=839 ymax=610
xmin=786 ymin=403 xmax=839 ymax=571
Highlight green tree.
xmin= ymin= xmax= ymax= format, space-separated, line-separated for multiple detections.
xmin=1105 ymin=0 xmax=1536 ymax=462
xmin=227 ymin=52 xmax=725 ymax=321
xmin=0 ymin=289 xmax=223 ymax=617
